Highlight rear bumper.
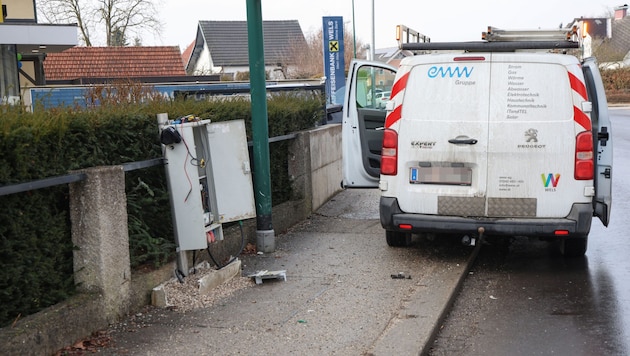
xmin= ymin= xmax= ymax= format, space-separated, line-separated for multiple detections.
xmin=380 ymin=197 xmax=593 ymax=237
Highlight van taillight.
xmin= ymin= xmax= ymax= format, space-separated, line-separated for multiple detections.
xmin=575 ymin=131 xmax=593 ymax=180
xmin=381 ymin=129 xmax=398 ymax=175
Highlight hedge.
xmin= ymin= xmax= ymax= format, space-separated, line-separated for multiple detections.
xmin=0 ymin=89 xmax=324 ymax=327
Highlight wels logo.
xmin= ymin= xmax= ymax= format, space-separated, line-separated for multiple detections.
xmin=541 ymin=173 xmax=561 ymax=191
xmin=428 ymin=66 xmax=474 ymax=78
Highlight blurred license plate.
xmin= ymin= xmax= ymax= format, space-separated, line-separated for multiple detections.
xmin=410 ymin=167 xmax=472 ymax=186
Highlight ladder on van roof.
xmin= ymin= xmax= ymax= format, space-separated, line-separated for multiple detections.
xmin=400 ymin=25 xmax=582 ymax=53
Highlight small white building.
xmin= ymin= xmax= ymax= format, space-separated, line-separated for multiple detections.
xmin=185 ymin=20 xmax=307 ymax=80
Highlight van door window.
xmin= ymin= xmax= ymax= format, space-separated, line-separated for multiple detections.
xmin=357 ymin=66 xmax=397 ymax=110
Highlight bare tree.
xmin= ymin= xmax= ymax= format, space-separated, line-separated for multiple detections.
xmin=38 ymin=0 xmax=162 ymax=46
xmin=38 ymin=0 xmax=95 ymax=46
xmin=289 ymin=22 xmax=366 ymax=79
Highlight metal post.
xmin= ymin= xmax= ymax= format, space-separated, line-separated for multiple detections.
xmin=352 ymin=0 xmax=357 ymax=58
xmin=246 ymin=0 xmax=275 ymax=252
xmin=371 ymin=0 xmax=375 ymax=61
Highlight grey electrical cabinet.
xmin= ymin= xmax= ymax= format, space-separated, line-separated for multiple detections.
xmin=157 ymin=114 xmax=256 ymax=263
xmin=206 ymin=120 xmax=257 ymax=223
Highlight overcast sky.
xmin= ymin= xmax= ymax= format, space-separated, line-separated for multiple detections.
xmin=147 ymin=1 xmax=618 ymax=51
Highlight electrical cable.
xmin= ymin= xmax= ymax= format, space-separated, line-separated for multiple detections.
xmin=175 ymin=269 xmax=185 ymax=284
xmin=206 ymin=220 xmax=246 ymax=270
xmin=192 ymin=250 xmax=197 ymax=274
xmin=178 ymin=123 xmax=194 ymax=202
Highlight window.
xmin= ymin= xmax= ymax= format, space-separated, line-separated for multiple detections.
xmin=0 ymin=45 xmax=20 ymax=104
xmin=356 ymin=65 xmax=396 ymax=110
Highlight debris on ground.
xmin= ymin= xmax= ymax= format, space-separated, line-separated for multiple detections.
xmin=248 ymin=270 xmax=287 ymax=284
xmin=391 ymin=272 xmax=412 ymax=279
xmin=53 ymin=330 xmax=112 ymax=355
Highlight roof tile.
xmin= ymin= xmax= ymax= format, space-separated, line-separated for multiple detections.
xmin=44 ymin=46 xmax=187 ymax=80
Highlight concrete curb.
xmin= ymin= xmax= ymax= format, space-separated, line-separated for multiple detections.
xmin=370 ymin=241 xmax=482 ymax=355
xmin=420 ymin=241 xmax=482 ymax=355
xmin=151 ymin=260 xmax=241 ymax=307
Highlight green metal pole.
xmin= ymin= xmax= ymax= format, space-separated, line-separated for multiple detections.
xmin=246 ymin=0 xmax=275 ymax=252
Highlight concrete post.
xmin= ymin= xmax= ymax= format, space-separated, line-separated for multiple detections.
xmin=69 ymin=165 xmax=131 ymax=323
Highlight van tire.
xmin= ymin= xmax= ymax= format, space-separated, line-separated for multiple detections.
xmin=386 ymin=230 xmax=411 ymax=247
xmin=560 ymin=235 xmax=588 ymax=257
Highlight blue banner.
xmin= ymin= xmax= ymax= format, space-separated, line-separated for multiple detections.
xmin=322 ymin=16 xmax=345 ymax=105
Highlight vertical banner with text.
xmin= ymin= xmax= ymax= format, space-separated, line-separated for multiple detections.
xmin=322 ymin=16 xmax=345 ymax=105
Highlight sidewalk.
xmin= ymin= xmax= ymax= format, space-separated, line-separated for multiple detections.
xmin=99 ymin=189 xmax=477 ymax=355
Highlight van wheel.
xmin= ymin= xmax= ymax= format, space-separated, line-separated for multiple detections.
xmin=560 ymin=235 xmax=588 ymax=257
xmin=386 ymin=230 xmax=411 ymax=247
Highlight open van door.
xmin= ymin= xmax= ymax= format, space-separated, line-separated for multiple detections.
xmin=342 ymin=60 xmax=397 ymax=188
xmin=583 ymin=59 xmax=613 ymax=226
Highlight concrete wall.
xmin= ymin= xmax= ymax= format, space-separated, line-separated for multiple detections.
xmin=0 ymin=124 xmax=342 ymax=355
xmin=287 ymin=123 xmax=343 ymax=218
xmin=308 ymin=124 xmax=343 ymax=211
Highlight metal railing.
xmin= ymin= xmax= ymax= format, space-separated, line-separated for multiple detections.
xmin=0 ymin=158 xmax=164 ymax=197
xmin=0 ymin=133 xmax=301 ymax=197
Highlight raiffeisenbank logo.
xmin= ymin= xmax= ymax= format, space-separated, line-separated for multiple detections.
xmin=541 ymin=173 xmax=560 ymax=191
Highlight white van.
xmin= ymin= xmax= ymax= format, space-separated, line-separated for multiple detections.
xmin=342 ymin=32 xmax=612 ymax=257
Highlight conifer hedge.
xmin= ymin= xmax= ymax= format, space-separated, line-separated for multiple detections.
xmin=0 ymin=90 xmax=325 ymax=327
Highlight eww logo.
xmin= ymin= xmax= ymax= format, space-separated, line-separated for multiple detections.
xmin=541 ymin=173 xmax=561 ymax=188
xmin=427 ymin=66 xmax=474 ymax=78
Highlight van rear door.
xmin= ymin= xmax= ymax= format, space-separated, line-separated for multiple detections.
xmin=583 ymin=59 xmax=613 ymax=226
xmin=342 ymin=60 xmax=397 ymax=188
xmin=486 ymin=55 xmax=586 ymax=219
xmin=391 ymin=55 xmax=491 ymax=216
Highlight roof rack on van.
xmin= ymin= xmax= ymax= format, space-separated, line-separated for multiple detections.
xmin=400 ymin=25 xmax=581 ymax=52
xmin=482 ymin=26 xmax=579 ymax=42
xmin=396 ymin=24 xmax=430 ymax=48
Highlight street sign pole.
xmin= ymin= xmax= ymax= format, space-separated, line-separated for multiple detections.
xmin=246 ymin=0 xmax=275 ymax=252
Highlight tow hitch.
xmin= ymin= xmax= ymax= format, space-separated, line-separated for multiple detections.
xmin=462 ymin=227 xmax=485 ymax=246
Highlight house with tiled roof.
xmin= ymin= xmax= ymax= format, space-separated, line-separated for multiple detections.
xmin=186 ymin=20 xmax=307 ymax=79
xmin=604 ymin=5 xmax=630 ymax=62
xmin=43 ymin=46 xmax=187 ymax=84
xmin=569 ymin=4 xmax=630 ymax=65
xmin=181 ymin=41 xmax=195 ymax=70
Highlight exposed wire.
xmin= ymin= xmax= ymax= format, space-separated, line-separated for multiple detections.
xmin=206 ymin=221 xmax=246 ymax=270
xmin=179 ymin=123 xmax=194 ymax=202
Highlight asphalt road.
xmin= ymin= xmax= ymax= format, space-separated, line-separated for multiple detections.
xmin=429 ymin=108 xmax=630 ymax=356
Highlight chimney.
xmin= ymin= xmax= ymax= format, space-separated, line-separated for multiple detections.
xmin=614 ymin=4 xmax=628 ymax=19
